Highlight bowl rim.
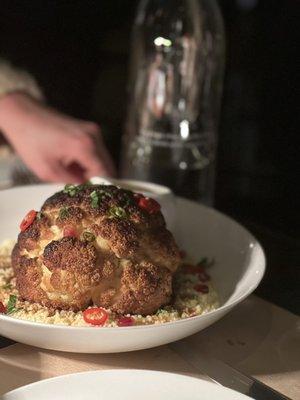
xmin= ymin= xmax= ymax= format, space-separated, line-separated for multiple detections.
xmin=0 ymin=184 xmax=266 ymax=332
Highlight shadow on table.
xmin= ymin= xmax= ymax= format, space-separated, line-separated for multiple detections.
xmin=0 ymin=345 xmax=42 ymax=395
xmin=0 ymin=343 xmax=202 ymax=396
xmin=40 ymin=344 xmax=201 ymax=379
xmin=0 ymin=337 xmax=14 ymax=350
xmin=185 ymin=296 xmax=300 ymax=376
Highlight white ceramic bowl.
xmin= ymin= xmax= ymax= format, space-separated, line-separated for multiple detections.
xmin=2 ymin=369 xmax=253 ymax=400
xmin=0 ymin=184 xmax=265 ymax=353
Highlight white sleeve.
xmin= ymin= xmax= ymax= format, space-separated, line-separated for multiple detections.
xmin=0 ymin=59 xmax=44 ymax=101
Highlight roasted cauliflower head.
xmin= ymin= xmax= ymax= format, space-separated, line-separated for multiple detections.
xmin=12 ymin=184 xmax=180 ymax=314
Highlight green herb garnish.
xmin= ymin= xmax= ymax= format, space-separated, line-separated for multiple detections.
xmin=197 ymin=257 xmax=215 ymax=268
xmin=122 ymin=193 xmax=132 ymax=208
xmin=90 ymin=190 xmax=99 ymax=208
xmin=64 ymin=182 xmax=95 ymax=197
xmin=6 ymin=294 xmax=18 ymax=314
xmin=2 ymin=283 xmax=12 ymax=290
xmin=197 ymin=257 xmax=207 ymax=266
xmin=82 ymin=231 xmax=95 ymax=242
xmin=59 ymin=207 xmax=69 ymax=219
xmin=63 ymin=184 xmax=79 ymax=197
xmin=37 ymin=212 xmax=43 ymax=220
xmin=98 ymin=189 xmax=113 ymax=200
xmin=108 ymin=206 xmax=127 ymax=219
xmin=90 ymin=189 xmax=112 ymax=208
xmin=101 ymin=190 xmax=112 ymax=198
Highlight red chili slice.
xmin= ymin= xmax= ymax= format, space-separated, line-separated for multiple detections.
xmin=83 ymin=307 xmax=108 ymax=326
xmin=20 ymin=210 xmax=37 ymax=232
xmin=63 ymin=225 xmax=77 ymax=238
xmin=117 ymin=316 xmax=134 ymax=327
xmin=183 ymin=264 xmax=204 ymax=275
xmin=194 ymin=284 xmax=209 ymax=294
xmin=0 ymin=301 xmax=6 ymax=314
xmin=187 ymin=308 xmax=197 ymax=317
xmin=179 ymin=250 xmax=186 ymax=259
xmin=136 ymin=196 xmax=161 ymax=214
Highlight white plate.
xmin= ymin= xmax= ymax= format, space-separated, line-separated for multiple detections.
xmin=2 ymin=369 xmax=253 ymax=399
xmin=0 ymin=184 xmax=265 ymax=353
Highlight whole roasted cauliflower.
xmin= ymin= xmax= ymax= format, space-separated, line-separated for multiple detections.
xmin=12 ymin=184 xmax=180 ymax=315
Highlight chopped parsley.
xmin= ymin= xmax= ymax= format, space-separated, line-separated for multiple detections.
xmin=6 ymin=295 xmax=18 ymax=314
xmin=59 ymin=207 xmax=69 ymax=219
xmin=197 ymin=257 xmax=215 ymax=268
xmin=36 ymin=211 xmax=43 ymax=220
xmin=63 ymin=184 xmax=79 ymax=197
xmin=2 ymin=283 xmax=12 ymax=290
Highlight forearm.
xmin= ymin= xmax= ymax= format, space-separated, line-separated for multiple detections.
xmin=0 ymin=60 xmax=44 ymax=140
xmin=0 ymin=92 xmax=36 ymax=142
xmin=0 ymin=59 xmax=115 ymax=181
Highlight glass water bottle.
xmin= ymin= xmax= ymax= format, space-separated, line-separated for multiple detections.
xmin=121 ymin=0 xmax=225 ymax=205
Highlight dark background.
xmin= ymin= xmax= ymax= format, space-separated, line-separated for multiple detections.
xmin=0 ymin=0 xmax=299 ymax=313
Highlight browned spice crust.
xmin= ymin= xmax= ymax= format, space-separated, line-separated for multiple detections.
xmin=12 ymin=185 xmax=180 ymax=314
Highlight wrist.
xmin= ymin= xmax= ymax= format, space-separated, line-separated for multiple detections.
xmin=0 ymin=92 xmax=34 ymax=136
xmin=0 ymin=90 xmax=29 ymax=108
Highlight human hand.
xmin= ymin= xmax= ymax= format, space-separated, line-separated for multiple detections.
xmin=0 ymin=92 xmax=115 ymax=182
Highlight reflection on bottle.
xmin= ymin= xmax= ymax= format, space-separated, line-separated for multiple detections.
xmin=122 ymin=0 xmax=224 ymax=205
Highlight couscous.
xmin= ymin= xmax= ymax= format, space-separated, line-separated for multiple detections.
xmin=0 ymin=240 xmax=219 ymax=327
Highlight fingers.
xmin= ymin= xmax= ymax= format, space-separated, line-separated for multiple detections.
xmin=97 ymin=150 xmax=116 ymax=178
xmin=53 ymin=165 xmax=85 ymax=183
xmin=35 ymin=162 xmax=84 ymax=183
xmin=34 ymin=119 xmax=116 ymax=183
xmin=71 ymin=128 xmax=116 ymax=178
xmin=36 ymin=135 xmax=116 ymax=183
xmin=79 ymin=121 xmax=101 ymax=137
xmin=74 ymin=120 xmax=116 ymax=176
xmin=75 ymin=147 xmax=114 ymax=179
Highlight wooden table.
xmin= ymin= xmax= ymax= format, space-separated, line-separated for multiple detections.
xmin=0 ymin=296 xmax=299 ymax=398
